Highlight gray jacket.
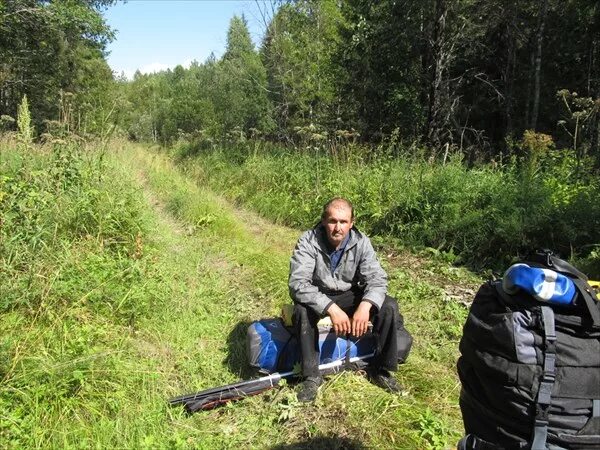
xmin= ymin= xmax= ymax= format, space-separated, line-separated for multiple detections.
xmin=288 ymin=225 xmax=388 ymax=315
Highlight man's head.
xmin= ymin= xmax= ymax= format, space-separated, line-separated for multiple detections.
xmin=321 ymin=197 xmax=354 ymax=249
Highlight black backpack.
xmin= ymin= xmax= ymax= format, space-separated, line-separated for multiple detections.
xmin=457 ymin=250 xmax=600 ymax=449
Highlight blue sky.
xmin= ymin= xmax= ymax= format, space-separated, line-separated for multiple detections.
xmin=104 ymin=1 xmax=273 ymax=79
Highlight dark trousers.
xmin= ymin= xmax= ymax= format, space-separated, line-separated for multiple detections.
xmin=292 ymin=289 xmax=399 ymax=377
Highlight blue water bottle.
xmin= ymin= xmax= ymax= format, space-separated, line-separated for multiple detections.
xmin=502 ymin=263 xmax=576 ymax=305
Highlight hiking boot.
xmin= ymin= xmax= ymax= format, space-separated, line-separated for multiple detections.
xmin=368 ymin=369 xmax=402 ymax=393
xmin=297 ymin=376 xmax=323 ymax=402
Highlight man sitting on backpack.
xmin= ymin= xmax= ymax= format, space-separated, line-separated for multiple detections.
xmin=289 ymin=197 xmax=406 ymax=402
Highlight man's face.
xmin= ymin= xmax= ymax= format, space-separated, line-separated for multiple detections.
xmin=322 ymin=203 xmax=354 ymax=249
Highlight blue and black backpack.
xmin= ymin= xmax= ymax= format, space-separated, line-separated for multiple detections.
xmin=457 ymin=250 xmax=600 ymax=449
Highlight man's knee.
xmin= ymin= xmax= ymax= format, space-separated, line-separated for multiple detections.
xmin=292 ymin=303 xmax=309 ymax=324
xmin=379 ymin=295 xmax=399 ymax=317
xmin=293 ymin=303 xmax=319 ymax=328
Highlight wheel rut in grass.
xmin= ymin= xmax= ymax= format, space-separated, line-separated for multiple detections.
xmin=118 ymin=143 xmax=483 ymax=448
xmin=109 ymin=146 xmax=286 ymax=405
xmin=130 ymin=145 xmax=297 ymax=313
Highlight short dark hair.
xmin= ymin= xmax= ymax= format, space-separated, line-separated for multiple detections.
xmin=321 ymin=197 xmax=354 ymax=220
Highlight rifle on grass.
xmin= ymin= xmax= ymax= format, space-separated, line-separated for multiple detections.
xmin=169 ymin=352 xmax=374 ymax=413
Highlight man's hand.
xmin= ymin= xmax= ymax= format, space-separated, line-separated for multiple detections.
xmin=352 ymin=301 xmax=372 ymax=337
xmin=327 ymin=303 xmax=351 ymax=336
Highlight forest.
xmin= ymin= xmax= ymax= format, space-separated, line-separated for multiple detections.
xmin=1 ymin=0 xmax=600 ymax=448
xmin=2 ymin=0 xmax=599 ymax=269
xmin=3 ymin=1 xmax=599 ymax=154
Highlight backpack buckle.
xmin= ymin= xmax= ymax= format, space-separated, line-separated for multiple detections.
xmin=536 ymin=403 xmax=550 ymax=422
xmin=537 ymin=380 xmax=554 ymax=405
xmin=544 ymin=250 xmax=554 ymax=267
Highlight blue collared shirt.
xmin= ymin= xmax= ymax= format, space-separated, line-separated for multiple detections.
xmin=329 ymin=233 xmax=350 ymax=274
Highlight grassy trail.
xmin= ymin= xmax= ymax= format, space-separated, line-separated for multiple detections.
xmin=109 ymin=143 xmax=482 ymax=449
xmin=1 ymin=140 xmax=481 ymax=449
xmin=114 ymin=144 xmax=300 ymax=448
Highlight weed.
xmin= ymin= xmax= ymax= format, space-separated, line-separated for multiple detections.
xmin=16 ymin=95 xmax=34 ymax=150
xmin=417 ymin=408 xmax=451 ymax=450
xmin=276 ymin=393 xmax=300 ymax=423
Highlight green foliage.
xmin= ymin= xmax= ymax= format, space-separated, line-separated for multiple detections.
xmin=116 ymin=0 xmax=600 ymax=166
xmin=224 ymin=15 xmax=255 ymax=61
xmin=175 ymin=141 xmax=600 ymax=272
xmin=120 ymin=17 xmax=273 ymax=145
xmin=337 ymin=0 xmax=428 ymax=139
xmin=556 ymin=89 xmax=600 ymax=167
xmin=6 ymin=0 xmax=600 ymax=162
xmin=0 ymin=114 xmax=15 ymax=131
xmin=261 ymin=0 xmax=344 ymax=135
xmin=0 ymin=138 xmax=163 ymax=448
xmin=0 ymin=137 xmax=147 ymax=311
xmin=416 ymin=407 xmax=451 ymax=450
xmin=0 ymin=0 xmax=116 ymax=135
xmin=218 ymin=16 xmax=274 ymax=134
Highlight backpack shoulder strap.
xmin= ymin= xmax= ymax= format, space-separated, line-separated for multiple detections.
xmin=532 ymin=306 xmax=557 ymax=450
xmin=547 ymin=254 xmax=588 ymax=280
xmin=572 ymin=278 xmax=600 ymax=328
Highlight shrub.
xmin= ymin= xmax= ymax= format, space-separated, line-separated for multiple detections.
xmin=0 ymin=137 xmax=148 ymax=312
xmin=173 ymin=140 xmax=599 ymax=271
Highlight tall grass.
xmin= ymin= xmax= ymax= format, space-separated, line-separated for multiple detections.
xmin=0 ymin=136 xmax=161 ymax=447
xmin=1 ymin=137 xmax=148 ymax=313
xmin=174 ymin=140 xmax=600 ymax=275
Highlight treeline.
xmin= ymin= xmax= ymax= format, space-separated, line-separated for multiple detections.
xmin=2 ymin=1 xmax=599 ymax=161
xmin=118 ymin=0 xmax=600 ymax=163
xmin=0 ymin=0 xmax=116 ymax=137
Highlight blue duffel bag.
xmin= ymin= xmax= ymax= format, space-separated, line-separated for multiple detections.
xmin=246 ymin=318 xmax=376 ymax=374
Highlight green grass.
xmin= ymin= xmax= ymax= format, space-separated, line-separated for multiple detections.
xmin=1 ymin=137 xmax=481 ymax=448
xmin=113 ymin=144 xmax=480 ymax=448
xmin=172 ymin=141 xmax=600 ymax=275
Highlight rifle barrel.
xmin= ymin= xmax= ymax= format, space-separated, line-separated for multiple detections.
xmin=169 ymin=352 xmax=375 ymax=409
xmin=169 ymin=372 xmax=285 ymax=405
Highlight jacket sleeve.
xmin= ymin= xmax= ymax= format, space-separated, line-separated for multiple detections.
xmin=288 ymin=232 xmax=333 ymax=316
xmin=357 ymin=237 xmax=388 ymax=310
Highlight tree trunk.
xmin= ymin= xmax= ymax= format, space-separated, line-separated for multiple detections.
xmin=503 ymin=4 xmax=516 ymax=139
xmin=589 ymin=10 xmax=600 ymax=168
xmin=420 ymin=5 xmax=431 ymax=139
xmin=531 ymin=0 xmax=548 ymax=131
xmin=524 ymin=50 xmax=533 ymax=129
xmin=426 ymin=0 xmax=447 ymax=150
